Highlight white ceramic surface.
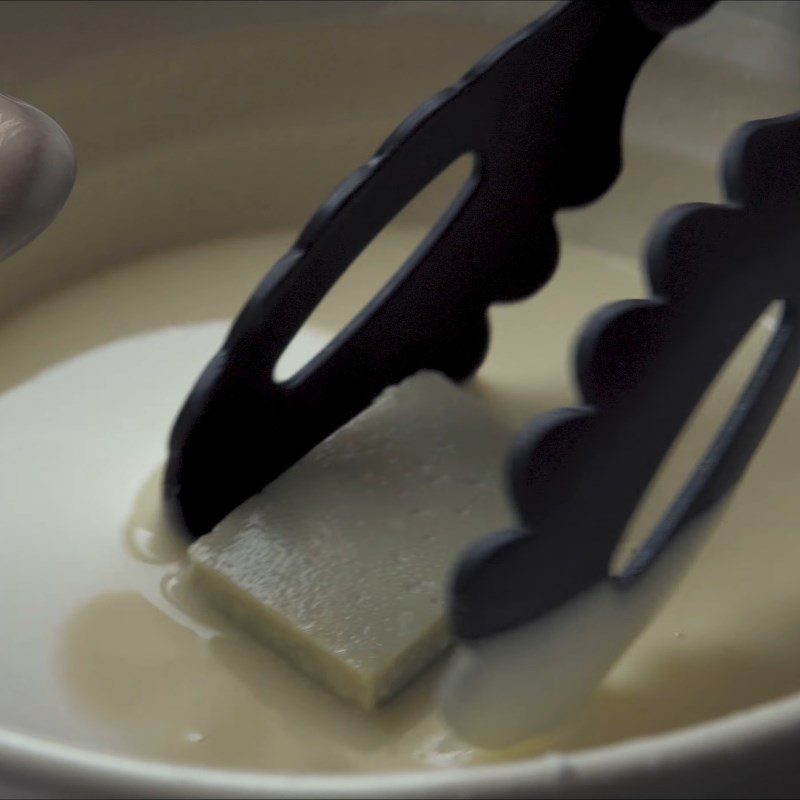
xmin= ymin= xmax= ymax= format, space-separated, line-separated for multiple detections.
xmin=2 ymin=1 xmax=800 ymax=797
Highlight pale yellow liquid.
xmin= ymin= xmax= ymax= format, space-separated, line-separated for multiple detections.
xmin=0 ymin=228 xmax=798 ymax=772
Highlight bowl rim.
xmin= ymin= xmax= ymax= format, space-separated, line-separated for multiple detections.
xmin=2 ymin=688 xmax=799 ymax=797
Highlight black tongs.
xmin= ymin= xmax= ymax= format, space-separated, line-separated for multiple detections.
xmin=165 ymin=0 xmax=714 ymax=536
xmin=165 ymin=0 xmax=800 ymax=746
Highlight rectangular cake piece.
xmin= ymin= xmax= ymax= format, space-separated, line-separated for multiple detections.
xmin=189 ymin=371 xmax=513 ymax=709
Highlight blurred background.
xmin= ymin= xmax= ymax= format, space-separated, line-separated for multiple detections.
xmin=1 ymin=0 xmax=799 ymax=319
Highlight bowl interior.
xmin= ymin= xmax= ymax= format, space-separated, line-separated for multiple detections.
xmin=2 ymin=1 xmax=800 ymax=796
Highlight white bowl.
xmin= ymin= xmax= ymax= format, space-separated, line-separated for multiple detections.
xmin=2 ymin=1 xmax=800 ymax=796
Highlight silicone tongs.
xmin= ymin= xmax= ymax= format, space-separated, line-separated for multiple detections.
xmin=166 ymin=0 xmax=800 ymax=746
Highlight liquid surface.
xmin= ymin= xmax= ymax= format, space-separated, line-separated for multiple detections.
xmin=0 ymin=228 xmax=799 ymax=772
